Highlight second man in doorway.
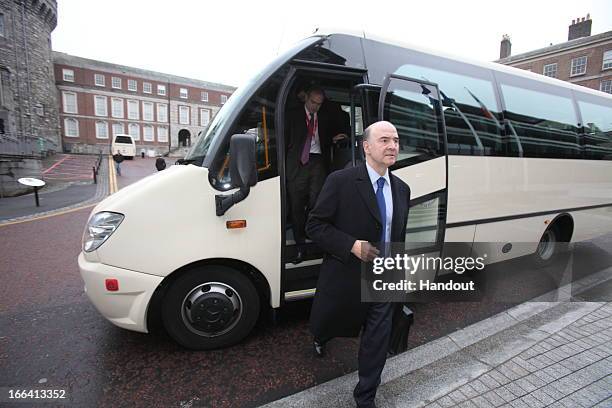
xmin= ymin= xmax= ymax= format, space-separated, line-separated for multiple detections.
xmin=286 ymin=85 xmax=346 ymax=263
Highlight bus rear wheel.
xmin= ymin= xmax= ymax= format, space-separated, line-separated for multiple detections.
xmin=534 ymin=225 xmax=563 ymax=267
xmin=161 ymin=266 xmax=260 ymax=350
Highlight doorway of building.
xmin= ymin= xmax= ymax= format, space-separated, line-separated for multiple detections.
xmin=178 ymin=129 xmax=191 ymax=147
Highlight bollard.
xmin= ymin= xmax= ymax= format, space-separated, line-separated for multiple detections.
xmin=93 ymin=166 xmax=97 ymax=184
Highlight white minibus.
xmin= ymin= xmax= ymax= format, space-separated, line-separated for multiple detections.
xmin=111 ymin=134 xmax=136 ymax=159
xmin=79 ymin=31 xmax=612 ymax=349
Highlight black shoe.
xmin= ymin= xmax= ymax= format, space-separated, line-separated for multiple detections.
xmin=293 ymin=249 xmax=305 ymax=264
xmin=313 ymin=338 xmax=326 ymax=357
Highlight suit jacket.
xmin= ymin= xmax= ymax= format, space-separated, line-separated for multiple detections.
xmin=285 ymin=106 xmax=336 ymax=182
xmin=306 ymin=163 xmax=411 ymax=339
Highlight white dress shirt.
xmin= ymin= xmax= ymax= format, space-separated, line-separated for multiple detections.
xmin=305 ymin=106 xmax=321 ymax=154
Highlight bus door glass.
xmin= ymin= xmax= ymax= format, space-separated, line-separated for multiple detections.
xmin=379 ymin=74 xmax=448 ymax=283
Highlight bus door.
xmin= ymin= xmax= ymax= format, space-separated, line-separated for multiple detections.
xmin=280 ymin=64 xmax=368 ymax=302
xmin=379 ymin=74 xmax=449 ymax=285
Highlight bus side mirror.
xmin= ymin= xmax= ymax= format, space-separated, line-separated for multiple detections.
xmin=215 ymin=134 xmax=258 ymax=216
xmin=229 ymin=133 xmax=257 ymax=189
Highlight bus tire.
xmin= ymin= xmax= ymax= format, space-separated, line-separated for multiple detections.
xmin=533 ymin=224 xmax=563 ymax=267
xmin=161 ymin=266 xmax=260 ymax=350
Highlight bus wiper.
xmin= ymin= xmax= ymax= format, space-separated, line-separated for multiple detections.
xmin=176 ymin=156 xmax=204 ymax=165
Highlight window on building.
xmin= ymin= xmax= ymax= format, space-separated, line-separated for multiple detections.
xmin=64 ymin=118 xmax=79 ymax=137
xmin=143 ymin=125 xmax=154 ymax=141
xmin=111 ymin=77 xmax=122 ymax=89
xmin=63 ymin=69 xmax=75 ymax=82
xmin=180 ymin=88 xmax=188 ymax=99
xmin=112 ymin=123 xmax=124 ymax=136
xmin=0 ymin=13 xmax=5 ymax=38
xmin=157 ymin=126 xmax=168 ymax=142
xmin=111 ymin=98 xmax=124 ymax=118
xmin=201 ymin=91 xmax=208 ymax=102
xmin=95 ymin=121 xmax=108 ymax=139
xmin=603 ymin=50 xmax=612 ymax=70
xmin=142 ymin=101 xmax=154 ymax=121
xmin=127 ymin=100 xmax=139 ymax=120
xmin=601 ymin=80 xmax=612 ymax=94
xmin=62 ymin=92 xmax=77 ymax=114
xmin=570 ymin=56 xmax=587 ymax=76
xmin=543 ymin=63 xmax=557 ymax=78
xmin=94 ymin=95 xmax=108 ymax=116
xmin=157 ymin=103 xmax=168 ymax=122
xmin=200 ymin=108 xmax=210 ymax=127
xmin=157 ymin=84 xmax=166 ymax=96
xmin=143 ymin=82 xmax=152 ymax=94
xmin=179 ymin=105 xmax=190 ymax=124
xmin=34 ymin=103 xmax=44 ymax=116
xmin=128 ymin=123 xmax=140 ymax=141
xmin=220 ymin=95 xmax=227 ymax=104
xmin=94 ymin=74 xmax=105 ymax=87
xmin=128 ymin=79 xmax=137 ymax=91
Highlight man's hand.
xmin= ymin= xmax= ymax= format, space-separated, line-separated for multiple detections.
xmin=351 ymin=240 xmax=380 ymax=262
xmin=332 ymin=133 xmax=348 ymax=143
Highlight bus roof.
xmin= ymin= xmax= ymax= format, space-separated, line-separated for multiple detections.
xmin=312 ymin=29 xmax=612 ymax=100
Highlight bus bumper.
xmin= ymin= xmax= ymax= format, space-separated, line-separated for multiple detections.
xmin=78 ymin=252 xmax=163 ymax=333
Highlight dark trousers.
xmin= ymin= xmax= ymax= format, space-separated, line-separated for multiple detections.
xmin=288 ymin=154 xmax=326 ymax=244
xmin=353 ymin=302 xmax=394 ymax=408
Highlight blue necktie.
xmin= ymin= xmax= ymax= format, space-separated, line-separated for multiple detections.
xmin=376 ymin=177 xmax=386 ymax=254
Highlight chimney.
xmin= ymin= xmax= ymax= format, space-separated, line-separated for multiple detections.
xmin=568 ymin=14 xmax=592 ymax=40
xmin=500 ymin=34 xmax=512 ymax=59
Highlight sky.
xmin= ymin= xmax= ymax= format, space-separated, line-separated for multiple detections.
xmin=51 ymin=0 xmax=612 ymax=88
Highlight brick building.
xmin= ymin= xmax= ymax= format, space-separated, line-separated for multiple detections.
xmin=496 ymin=15 xmax=612 ymax=94
xmin=54 ymin=52 xmax=235 ymax=155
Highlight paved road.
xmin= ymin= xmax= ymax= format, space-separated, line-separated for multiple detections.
xmin=0 ymin=158 xmax=610 ymax=407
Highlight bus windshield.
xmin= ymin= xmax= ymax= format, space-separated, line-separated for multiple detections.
xmin=184 ymin=36 xmax=321 ymax=166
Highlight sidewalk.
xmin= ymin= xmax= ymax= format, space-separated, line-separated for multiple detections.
xmin=261 ymin=268 xmax=612 ymax=408
xmin=0 ymin=158 xmax=109 ymax=224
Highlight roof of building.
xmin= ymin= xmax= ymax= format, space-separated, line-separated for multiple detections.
xmin=52 ymin=51 xmax=237 ymax=92
xmin=495 ymin=30 xmax=612 ymax=64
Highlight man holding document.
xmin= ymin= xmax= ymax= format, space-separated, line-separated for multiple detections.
xmin=306 ymin=121 xmax=411 ymax=408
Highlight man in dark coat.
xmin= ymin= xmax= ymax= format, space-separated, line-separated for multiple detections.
xmin=112 ymin=152 xmax=124 ymax=176
xmin=286 ymin=86 xmax=346 ymax=262
xmin=306 ymin=121 xmax=410 ymax=408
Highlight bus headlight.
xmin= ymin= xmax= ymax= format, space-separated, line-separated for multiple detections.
xmin=83 ymin=212 xmax=125 ymax=252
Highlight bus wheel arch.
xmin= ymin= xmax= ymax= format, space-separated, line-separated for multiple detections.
xmin=146 ymin=258 xmax=271 ymax=349
xmin=534 ymin=213 xmax=573 ymax=267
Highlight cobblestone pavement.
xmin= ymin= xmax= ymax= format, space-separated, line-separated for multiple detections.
xmin=424 ymin=302 xmax=611 ymax=408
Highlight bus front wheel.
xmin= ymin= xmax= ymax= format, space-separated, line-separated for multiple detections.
xmin=161 ymin=266 xmax=260 ymax=350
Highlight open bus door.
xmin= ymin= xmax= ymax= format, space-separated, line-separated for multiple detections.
xmin=378 ymin=74 xmax=449 ymax=285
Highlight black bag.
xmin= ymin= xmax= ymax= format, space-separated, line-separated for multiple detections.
xmin=388 ymin=304 xmax=414 ymax=356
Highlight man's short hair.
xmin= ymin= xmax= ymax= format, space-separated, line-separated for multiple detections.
xmin=306 ymin=85 xmax=325 ymax=98
xmin=363 ymin=125 xmax=372 ymax=142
